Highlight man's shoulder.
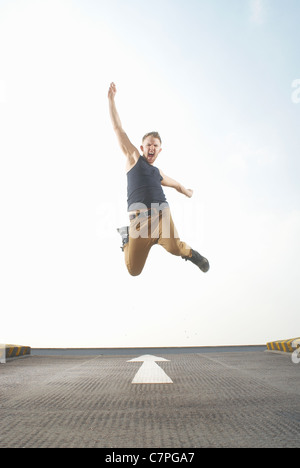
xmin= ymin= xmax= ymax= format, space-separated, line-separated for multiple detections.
xmin=126 ymin=154 xmax=141 ymax=174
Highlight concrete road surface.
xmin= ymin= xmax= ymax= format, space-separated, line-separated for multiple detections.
xmin=0 ymin=350 xmax=299 ymax=448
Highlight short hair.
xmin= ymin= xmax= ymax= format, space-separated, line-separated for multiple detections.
xmin=142 ymin=132 xmax=162 ymax=144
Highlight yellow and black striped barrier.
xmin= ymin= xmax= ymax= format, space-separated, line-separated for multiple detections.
xmin=267 ymin=338 xmax=300 ymax=353
xmin=5 ymin=345 xmax=31 ymax=359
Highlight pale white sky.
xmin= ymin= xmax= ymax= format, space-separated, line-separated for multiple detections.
xmin=0 ymin=0 xmax=299 ymax=347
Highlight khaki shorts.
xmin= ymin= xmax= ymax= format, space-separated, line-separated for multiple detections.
xmin=124 ymin=207 xmax=192 ymax=276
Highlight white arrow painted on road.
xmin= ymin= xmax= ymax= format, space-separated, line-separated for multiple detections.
xmin=127 ymin=355 xmax=173 ymax=384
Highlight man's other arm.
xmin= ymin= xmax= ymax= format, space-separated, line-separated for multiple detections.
xmin=160 ymin=170 xmax=193 ymax=198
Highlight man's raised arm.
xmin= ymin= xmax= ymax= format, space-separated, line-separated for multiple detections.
xmin=108 ymin=83 xmax=139 ymax=164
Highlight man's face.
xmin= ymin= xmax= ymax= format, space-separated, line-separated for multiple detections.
xmin=140 ymin=136 xmax=162 ymax=165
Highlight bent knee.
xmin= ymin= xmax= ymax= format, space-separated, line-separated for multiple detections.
xmin=128 ymin=269 xmax=142 ymax=277
xmin=126 ymin=263 xmax=144 ymax=277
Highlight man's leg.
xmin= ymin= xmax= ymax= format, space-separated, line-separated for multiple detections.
xmin=156 ymin=208 xmax=191 ymax=258
xmin=157 ymin=208 xmax=210 ymax=273
xmin=122 ymin=215 xmax=155 ymax=277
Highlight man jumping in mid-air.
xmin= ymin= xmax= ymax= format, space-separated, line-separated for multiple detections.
xmin=108 ymin=82 xmax=210 ymax=277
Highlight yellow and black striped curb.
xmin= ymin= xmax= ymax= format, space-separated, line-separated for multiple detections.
xmin=5 ymin=345 xmax=31 ymax=359
xmin=266 ymin=338 xmax=300 ymax=353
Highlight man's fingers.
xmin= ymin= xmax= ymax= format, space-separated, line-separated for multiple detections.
xmin=108 ymin=83 xmax=117 ymax=95
xmin=108 ymin=82 xmax=117 ymax=99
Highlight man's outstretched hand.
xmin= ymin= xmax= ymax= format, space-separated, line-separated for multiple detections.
xmin=108 ymin=82 xmax=117 ymax=100
xmin=186 ymin=189 xmax=194 ymax=198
